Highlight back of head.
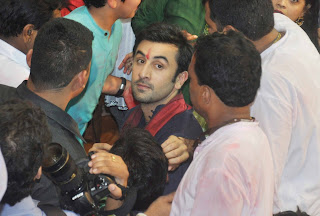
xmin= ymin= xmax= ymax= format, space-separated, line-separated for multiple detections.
xmin=110 ymin=128 xmax=168 ymax=211
xmin=30 ymin=18 xmax=93 ymax=91
xmin=194 ymin=31 xmax=262 ymax=107
xmin=302 ymin=0 xmax=320 ymax=52
xmin=207 ymin=0 xmax=274 ymax=41
xmin=0 ymin=99 xmax=51 ymax=206
xmin=133 ymin=23 xmax=193 ymax=78
xmin=0 ymin=0 xmax=55 ymax=37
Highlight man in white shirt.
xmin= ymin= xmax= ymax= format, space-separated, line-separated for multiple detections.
xmin=204 ymin=0 xmax=320 ymax=214
xmin=0 ymin=0 xmax=58 ymax=87
xmin=171 ymin=31 xmax=274 ymax=216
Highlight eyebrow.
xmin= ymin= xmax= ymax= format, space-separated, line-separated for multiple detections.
xmin=136 ymin=50 xmax=169 ymax=64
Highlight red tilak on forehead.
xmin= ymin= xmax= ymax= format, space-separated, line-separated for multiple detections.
xmin=146 ymin=48 xmax=151 ymax=60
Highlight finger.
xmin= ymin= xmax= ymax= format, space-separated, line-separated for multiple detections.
xmin=187 ymin=35 xmax=198 ymax=41
xmin=168 ymin=164 xmax=179 ymax=172
xmin=162 ymin=142 xmax=179 ymax=154
xmin=108 ymin=184 xmax=123 ymax=199
xmin=118 ymin=52 xmax=133 ymax=70
xmin=125 ymin=64 xmax=133 ymax=75
xmin=89 ymin=143 xmax=112 ymax=153
xmin=161 ymin=135 xmax=176 ymax=148
xmin=168 ymin=152 xmax=189 ymax=165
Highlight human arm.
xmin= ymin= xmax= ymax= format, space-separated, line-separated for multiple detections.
xmin=102 ymin=75 xmax=131 ymax=97
xmin=143 ymin=192 xmax=175 ymax=216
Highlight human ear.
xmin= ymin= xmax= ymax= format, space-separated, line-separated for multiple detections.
xmin=107 ymin=0 xmax=118 ymax=9
xmin=175 ymin=71 xmax=188 ymax=90
xmin=26 ymin=49 xmax=33 ymax=68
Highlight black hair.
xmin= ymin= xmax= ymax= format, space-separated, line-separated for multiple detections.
xmin=194 ymin=31 xmax=262 ymax=107
xmin=302 ymin=0 xmax=320 ymax=52
xmin=133 ymin=23 xmax=193 ymax=80
xmin=0 ymin=0 xmax=57 ymax=37
xmin=273 ymin=207 xmax=310 ymax=216
xmin=43 ymin=0 xmax=68 ymax=10
xmin=30 ymin=18 xmax=93 ymax=91
xmin=205 ymin=0 xmax=274 ymax=41
xmin=0 ymin=99 xmax=51 ymax=206
xmin=110 ymin=128 xmax=168 ymax=211
xmin=83 ymin=0 xmax=125 ymax=8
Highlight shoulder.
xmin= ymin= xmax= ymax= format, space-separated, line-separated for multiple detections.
xmin=65 ymin=6 xmax=88 ymax=23
xmin=0 ymin=84 xmax=19 ymax=104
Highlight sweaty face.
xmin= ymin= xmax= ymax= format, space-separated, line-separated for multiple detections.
xmin=132 ymin=41 xmax=180 ymax=106
xmin=272 ymin=0 xmax=307 ymax=21
xmin=119 ymin=0 xmax=141 ymax=19
xmin=205 ymin=2 xmax=219 ymax=34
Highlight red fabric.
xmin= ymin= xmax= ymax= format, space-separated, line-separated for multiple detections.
xmin=123 ymin=86 xmax=140 ymax=109
xmin=122 ymin=93 xmax=191 ymax=136
xmin=61 ymin=0 xmax=85 ymax=17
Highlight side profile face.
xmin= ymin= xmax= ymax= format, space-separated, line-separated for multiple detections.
xmin=118 ymin=0 xmax=141 ymax=19
xmin=132 ymin=40 xmax=181 ymax=106
xmin=205 ymin=2 xmax=218 ymax=34
xmin=188 ymin=55 xmax=204 ymax=117
xmin=272 ymin=0 xmax=307 ymax=21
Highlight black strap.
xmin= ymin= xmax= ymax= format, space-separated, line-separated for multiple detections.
xmin=38 ymin=204 xmax=67 ymax=216
xmin=99 ymin=186 xmax=138 ymax=216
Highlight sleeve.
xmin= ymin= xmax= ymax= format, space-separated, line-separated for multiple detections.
xmin=251 ymin=74 xmax=295 ymax=189
xmin=191 ymin=169 xmax=246 ymax=216
xmin=131 ymin=0 xmax=168 ymax=35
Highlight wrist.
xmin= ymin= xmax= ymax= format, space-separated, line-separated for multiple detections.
xmin=115 ymin=77 xmax=126 ymax=97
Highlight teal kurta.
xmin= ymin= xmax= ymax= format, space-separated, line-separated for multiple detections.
xmin=65 ymin=6 xmax=122 ymax=137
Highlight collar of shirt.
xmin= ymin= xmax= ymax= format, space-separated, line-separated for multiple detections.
xmin=0 ymin=39 xmax=29 ymax=70
xmin=16 ymin=81 xmax=86 ymax=143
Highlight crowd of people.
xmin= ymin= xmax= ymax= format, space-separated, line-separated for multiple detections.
xmin=0 ymin=0 xmax=320 ymax=215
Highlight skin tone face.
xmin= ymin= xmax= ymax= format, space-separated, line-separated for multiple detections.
xmin=131 ymin=40 xmax=180 ymax=107
xmin=272 ymin=0 xmax=307 ymax=21
xmin=205 ymin=2 xmax=218 ymax=34
xmin=119 ymin=0 xmax=141 ymax=19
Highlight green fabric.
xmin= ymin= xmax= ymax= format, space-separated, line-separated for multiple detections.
xmin=132 ymin=0 xmax=206 ymax=36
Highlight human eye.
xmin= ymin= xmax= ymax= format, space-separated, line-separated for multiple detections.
xmin=136 ymin=59 xmax=145 ymax=64
xmin=155 ymin=64 xmax=163 ymax=69
xmin=290 ymin=0 xmax=299 ymax=3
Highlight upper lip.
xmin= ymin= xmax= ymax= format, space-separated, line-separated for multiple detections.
xmin=274 ymin=9 xmax=284 ymax=15
xmin=136 ymin=82 xmax=151 ymax=89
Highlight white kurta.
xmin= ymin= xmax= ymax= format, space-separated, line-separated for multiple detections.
xmin=0 ymin=149 xmax=7 ymax=201
xmin=0 ymin=39 xmax=29 ymax=87
xmin=251 ymin=13 xmax=320 ymax=215
xmin=171 ymin=122 xmax=274 ymax=216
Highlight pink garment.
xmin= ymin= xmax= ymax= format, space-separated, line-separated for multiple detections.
xmin=171 ymin=122 xmax=274 ymax=216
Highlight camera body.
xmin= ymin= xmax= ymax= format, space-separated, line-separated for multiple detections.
xmin=42 ymin=143 xmax=114 ymax=216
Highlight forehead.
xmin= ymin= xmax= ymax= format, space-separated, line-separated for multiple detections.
xmin=135 ymin=40 xmax=179 ymax=61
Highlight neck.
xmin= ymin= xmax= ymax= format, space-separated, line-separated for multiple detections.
xmin=26 ymin=80 xmax=71 ymax=111
xmin=88 ymin=6 xmax=118 ymax=33
xmin=0 ymin=35 xmax=27 ymax=54
xmin=252 ymin=28 xmax=281 ymax=53
xmin=207 ymin=106 xmax=251 ymax=129
xmin=141 ymin=91 xmax=179 ymax=123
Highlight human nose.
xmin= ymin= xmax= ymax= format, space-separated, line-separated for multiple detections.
xmin=138 ymin=64 xmax=151 ymax=79
xmin=276 ymin=0 xmax=286 ymax=9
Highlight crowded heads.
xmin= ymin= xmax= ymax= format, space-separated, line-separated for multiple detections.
xmin=205 ymin=0 xmax=275 ymax=41
xmin=110 ymin=128 xmax=168 ymax=210
xmin=30 ymin=18 xmax=93 ymax=91
xmin=83 ymin=0 xmax=125 ymax=8
xmin=132 ymin=23 xmax=193 ymax=104
xmin=0 ymin=100 xmax=51 ymax=206
xmin=189 ymin=31 xmax=261 ymax=111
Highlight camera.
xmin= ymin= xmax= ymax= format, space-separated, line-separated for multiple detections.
xmin=42 ymin=143 xmax=114 ymax=216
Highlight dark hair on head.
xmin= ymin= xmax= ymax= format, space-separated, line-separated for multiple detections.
xmin=0 ymin=99 xmax=51 ymax=206
xmin=302 ymin=0 xmax=319 ymax=52
xmin=30 ymin=18 xmax=93 ymax=91
xmin=133 ymin=23 xmax=193 ymax=80
xmin=83 ymin=0 xmax=125 ymax=8
xmin=0 ymin=0 xmax=56 ymax=37
xmin=43 ymin=0 xmax=68 ymax=10
xmin=273 ymin=207 xmax=310 ymax=216
xmin=194 ymin=31 xmax=262 ymax=107
xmin=206 ymin=0 xmax=274 ymax=41
xmin=110 ymin=128 xmax=168 ymax=211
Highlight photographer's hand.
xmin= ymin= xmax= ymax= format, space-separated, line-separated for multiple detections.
xmin=89 ymin=143 xmax=112 ymax=152
xmin=88 ymin=151 xmax=129 ymax=187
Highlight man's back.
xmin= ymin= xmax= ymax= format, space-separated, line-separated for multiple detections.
xmin=171 ymin=122 xmax=274 ymax=216
xmin=251 ymin=13 xmax=320 ymax=215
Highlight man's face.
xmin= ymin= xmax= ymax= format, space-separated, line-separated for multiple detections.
xmin=205 ymin=2 xmax=218 ymax=34
xmin=132 ymin=40 xmax=180 ymax=105
xmin=188 ymin=55 xmax=204 ymax=116
xmin=118 ymin=0 xmax=141 ymax=19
